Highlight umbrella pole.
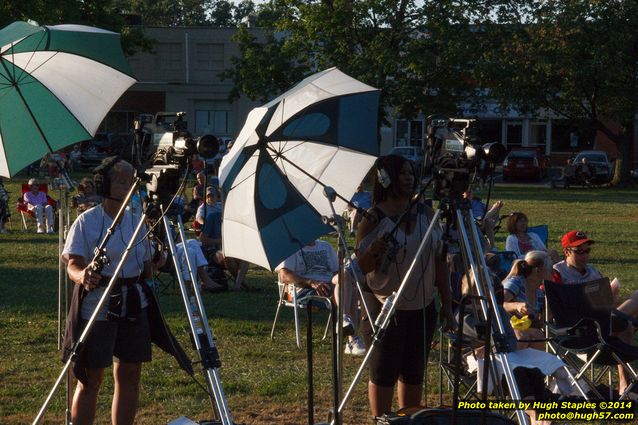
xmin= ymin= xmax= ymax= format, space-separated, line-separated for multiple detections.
xmin=56 ymin=185 xmax=73 ymax=424
xmin=322 ymin=187 xmax=359 ymax=425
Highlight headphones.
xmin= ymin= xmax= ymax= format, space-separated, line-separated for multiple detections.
xmin=93 ymin=156 xmax=121 ymax=197
xmin=375 ymin=156 xmax=392 ymax=189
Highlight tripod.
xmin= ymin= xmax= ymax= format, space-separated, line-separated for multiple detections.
xmin=160 ymin=211 xmax=234 ymax=425
xmin=335 ymin=196 xmax=530 ymax=425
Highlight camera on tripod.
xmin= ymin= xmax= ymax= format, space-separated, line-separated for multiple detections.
xmin=426 ymin=114 xmax=506 ymax=199
xmin=135 ymin=112 xmax=219 ymax=208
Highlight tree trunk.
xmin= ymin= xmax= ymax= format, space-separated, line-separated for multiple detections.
xmin=610 ymin=125 xmax=634 ymax=187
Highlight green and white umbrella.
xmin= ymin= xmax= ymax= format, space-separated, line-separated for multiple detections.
xmin=0 ymin=21 xmax=136 ymax=177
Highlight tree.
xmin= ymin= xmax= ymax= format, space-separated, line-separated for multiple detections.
xmin=222 ymin=0 xmax=477 ymax=126
xmin=0 ymin=0 xmax=152 ymax=55
xmin=468 ymin=0 xmax=638 ymax=185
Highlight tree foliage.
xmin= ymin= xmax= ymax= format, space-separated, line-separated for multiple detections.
xmin=222 ymin=0 xmax=479 ymax=125
xmin=465 ymin=0 xmax=638 ymax=183
xmin=224 ymin=0 xmax=637 ymax=182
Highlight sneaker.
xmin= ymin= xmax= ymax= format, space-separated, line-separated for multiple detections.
xmin=345 ymin=336 xmax=366 ymax=356
xmin=37 ymin=228 xmax=45 ymax=234
xmin=342 ymin=314 xmax=355 ymax=337
xmin=47 ymin=227 xmax=55 ymax=234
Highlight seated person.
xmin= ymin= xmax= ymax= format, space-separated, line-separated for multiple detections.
xmin=276 ymin=239 xmax=365 ymax=356
xmin=502 ymin=250 xmax=552 ymax=351
xmin=505 ymin=212 xmax=558 ymax=262
xmin=576 ymin=157 xmax=593 ymax=183
xmin=459 ymin=262 xmax=572 ymax=425
xmin=198 ymin=192 xmax=251 ymax=291
xmin=185 ymin=171 xmax=206 ymax=221
xmin=191 ymin=154 xmax=204 ymax=176
xmin=24 ymin=178 xmax=55 ymax=234
xmin=176 ymin=239 xmax=226 ymax=293
xmin=463 ymin=190 xmax=503 ymax=250
xmin=196 ymin=186 xmax=221 ymax=226
xmin=553 ymin=230 xmax=638 ymax=395
xmin=347 ymin=184 xmax=371 ymax=236
xmin=69 ymin=144 xmax=82 ymax=171
xmin=72 ymin=178 xmax=103 ymax=214
xmin=0 ymin=177 xmax=9 ymax=234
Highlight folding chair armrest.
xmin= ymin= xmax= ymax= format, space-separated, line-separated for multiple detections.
xmin=611 ymin=309 xmax=638 ymax=328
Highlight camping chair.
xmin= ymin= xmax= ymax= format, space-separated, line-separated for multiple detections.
xmin=438 ymin=271 xmax=485 ymax=403
xmin=528 ymin=224 xmax=549 ymax=246
xmin=544 ymin=278 xmax=638 ymax=401
xmin=16 ymin=183 xmax=57 ymax=232
xmin=270 ymin=281 xmax=332 ymax=349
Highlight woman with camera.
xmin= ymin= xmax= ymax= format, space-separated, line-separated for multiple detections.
xmin=356 ymin=154 xmax=455 ymax=418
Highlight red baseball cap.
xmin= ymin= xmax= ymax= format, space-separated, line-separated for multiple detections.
xmin=561 ymin=230 xmax=595 ymax=249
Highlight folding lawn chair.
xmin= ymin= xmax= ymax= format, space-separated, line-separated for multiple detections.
xmin=544 ymin=278 xmax=638 ymax=401
xmin=270 ymin=281 xmax=332 ymax=349
xmin=16 ymin=183 xmax=57 ymax=232
xmin=528 ymin=224 xmax=549 ymax=246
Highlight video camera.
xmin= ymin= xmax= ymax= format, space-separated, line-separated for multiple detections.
xmin=426 ymin=114 xmax=506 ymax=199
xmin=134 ymin=112 xmax=219 ymax=209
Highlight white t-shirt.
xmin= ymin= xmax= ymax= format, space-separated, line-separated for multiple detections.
xmin=175 ymin=239 xmax=208 ymax=282
xmin=276 ymin=240 xmax=338 ymax=285
xmin=63 ymin=205 xmax=151 ymax=320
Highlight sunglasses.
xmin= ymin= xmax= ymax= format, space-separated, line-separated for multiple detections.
xmin=569 ymin=247 xmax=591 ymax=255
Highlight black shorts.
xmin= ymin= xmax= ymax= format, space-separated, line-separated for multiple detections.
xmin=361 ymin=293 xmax=437 ymax=387
xmin=79 ymin=308 xmax=152 ymax=368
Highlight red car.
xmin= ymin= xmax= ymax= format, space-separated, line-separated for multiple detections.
xmin=502 ymin=147 xmax=550 ymax=181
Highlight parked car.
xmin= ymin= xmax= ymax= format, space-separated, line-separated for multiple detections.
xmin=80 ymin=133 xmax=132 ymax=168
xmin=572 ymin=150 xmax=613 ymax=183
xmin=390 ymin=146 xmax=425 ymax=172
xmin=502 ymin=147 xmax=550 ymax=181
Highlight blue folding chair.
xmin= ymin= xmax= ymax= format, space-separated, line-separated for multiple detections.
xmin=528 ymin=224 xmax=549 ymax=246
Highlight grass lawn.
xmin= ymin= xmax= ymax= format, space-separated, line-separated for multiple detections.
xmin=0 ymin=177 xmax=636 ymax=424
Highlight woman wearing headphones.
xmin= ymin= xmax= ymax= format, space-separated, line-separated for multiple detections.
xmin=356 ymin=154 xmax=455 ymax=418
xmin=61 ymin=157 xmax=188 ymax=425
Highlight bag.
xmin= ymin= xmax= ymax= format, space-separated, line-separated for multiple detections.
xmin=205 ymin=265 xmax=228 ymax=292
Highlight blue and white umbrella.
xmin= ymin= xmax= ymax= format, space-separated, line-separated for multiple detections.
xmin=219 ymin=68 xmax=379 ymax=270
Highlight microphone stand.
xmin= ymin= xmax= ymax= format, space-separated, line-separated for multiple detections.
xmin=33 ymin=178 xmax=141 ymax=425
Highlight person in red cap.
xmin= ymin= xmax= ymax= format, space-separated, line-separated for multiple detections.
xmin=552 ymin=230 xmax=601 ymax=284
xmin=553 ymin=230 xmax=638 ymax=395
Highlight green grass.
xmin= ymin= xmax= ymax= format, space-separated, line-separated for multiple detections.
xmin=1 ymin=177 xmax=637 ymax=424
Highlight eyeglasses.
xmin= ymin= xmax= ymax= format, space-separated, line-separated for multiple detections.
xmin=569 ymin=247 xmax=591 ymax=255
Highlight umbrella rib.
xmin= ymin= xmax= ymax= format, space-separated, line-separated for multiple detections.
xmin=264 ymin=143 xmax=353 ymax=207
xmin=6 ymin=31 xmax=47 ymax=86
xmin=228 ymin=170 xmax=257 ymax=192
xmin=15 ymin=32 xmax=53 ymax=86
xmin=16 ymin=51 xmax=59 ymax=85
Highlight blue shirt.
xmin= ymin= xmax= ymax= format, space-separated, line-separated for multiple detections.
xmin=502 ymin=275 xmax=545 ymax=314
xmin=202 ymin=208 xmax=222 ymax=242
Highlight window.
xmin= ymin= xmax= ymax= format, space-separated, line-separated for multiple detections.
xmin=395 ymin=119 xmax=423 ymax=147
xmin=154 ymin=43 xmax=182 ymax=71
xmin=195 ymin=43 xmax=224 ymax=70
xmin=195 ymin=110 xmax=233 ymax=135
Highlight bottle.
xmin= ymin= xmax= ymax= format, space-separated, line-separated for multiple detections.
xmin=189 ymin=295 xmax=203 ymax=335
